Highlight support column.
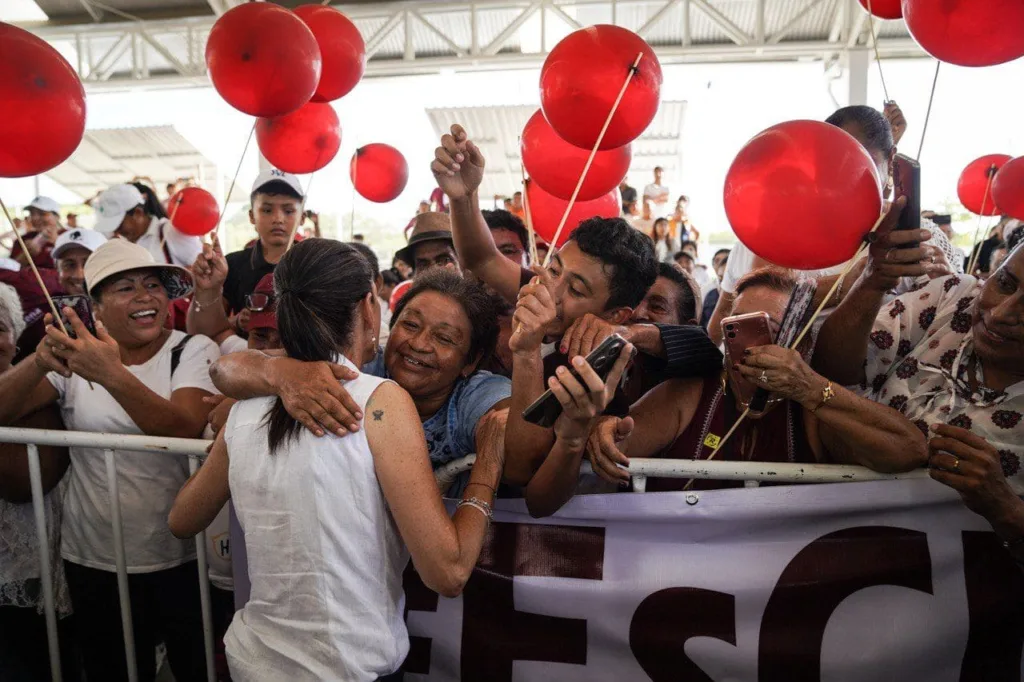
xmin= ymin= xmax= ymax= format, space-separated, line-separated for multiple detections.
xmin=846 ymin=46 xmax=869 ymax=106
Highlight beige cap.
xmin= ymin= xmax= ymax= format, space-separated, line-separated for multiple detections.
xmin=84 ymin=238 xmax=193 ymax=300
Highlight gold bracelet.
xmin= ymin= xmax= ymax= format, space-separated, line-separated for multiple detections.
xmin=811 ymin=381 xmax=835 ymax=413
xmin=192 ymin=291 xmax=222 ymax=312
xmin=831 ymin=271 xmax=848 ymax=306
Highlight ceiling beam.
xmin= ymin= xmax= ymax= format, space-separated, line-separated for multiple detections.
xmin=689 ymin=0 xmax=751 ymax=46
xmin=768 ymin=0 xmax=828 ymax=45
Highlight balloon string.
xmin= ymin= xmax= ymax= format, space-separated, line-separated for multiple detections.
xmin=350 ymin=152 xmax=358 ymax=241
xmin=966 ymin=171 xmax=995 ymax=276
xmin=687 ymin=208 xmax=888 ymax=483
xmin=864 ymin=1 xmax=890 ymax=103
xmin=916 ymin=61 xmax=941 ymax=161
xmin=0 ymin=194 xmax=94 ymax=390
xmin=519 ymin=159 xmax=539 ymax=266
xmin=288 ymin=152 xmax=324 ymax=251
xmin=542 ymin=51 xmax=644 ymax=268
xmin=213 ymin=120 xmax=257 ymax=240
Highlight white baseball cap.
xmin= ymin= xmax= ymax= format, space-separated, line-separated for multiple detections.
xmin=27 ymin=196 xmax=60 ymax=214
xmin=85 ymin=239 xmax=193 ymax=300
xmin=251 ymin=169 xmax=304 ymax=199
xmin=93 ymin=184 xmax=146 ymax=235
xmin=52 ymin=228 xmax=108 ymax=260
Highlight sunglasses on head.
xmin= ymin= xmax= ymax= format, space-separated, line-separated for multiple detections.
xmin=245 ymin=292 xmax=274 ymax=312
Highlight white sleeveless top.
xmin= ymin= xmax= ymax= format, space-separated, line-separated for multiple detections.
xmin=223 ymin=356 xmax=410 ymax=682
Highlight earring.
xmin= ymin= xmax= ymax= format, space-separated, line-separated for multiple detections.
xmin=886 ymin=175 xmax=894 ymax=192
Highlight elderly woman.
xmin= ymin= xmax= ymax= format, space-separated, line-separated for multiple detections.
xmin=575 ymin=268 xmax=927 ymax=506
xmin=815 ymin=209 xmax=1024 ymax=566
xmin=0 ymin=284 xmax=75 ymax=680
xmin=209 ymin=269 xmax=535 ymax=492
xmin=0 ymin=240 xmax=218 ymax=682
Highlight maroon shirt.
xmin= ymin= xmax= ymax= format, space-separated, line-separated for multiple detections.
xmin=9 ymin=230 xmax=64 ymax=270
xmin=0 ymin=265 xmax=63 ymax=365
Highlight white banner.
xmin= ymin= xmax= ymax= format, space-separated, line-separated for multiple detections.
xmin=402 ymin=479 xmax=1024 ymax=682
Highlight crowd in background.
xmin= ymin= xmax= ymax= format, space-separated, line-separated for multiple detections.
xmin=0 ymin=100 xmax=1022 ymax=681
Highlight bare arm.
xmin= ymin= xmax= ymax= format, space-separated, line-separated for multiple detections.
xmin=0 ymin=352 xmax=61 ymax=424
xmin=0 ymin=405 xmax=69 ymax=503
xmin=585 ymin=377 xmax=701 ymax=484
xmin=367 ymin=381 xmax=503 ymax=598
xmin=449 ymin=194 xmax=524 ymax=305
xmin=209 ymin=351 xmax=363 ymax=437
xmin=505 ymin=347 xmax=554 ymax=485
xmin=525 ymin=346 xmax=632 ymax=517
xmin=169 ymin=428 xmax=230 ymax=538
xmin=185 ymin=236 xmax=234 ymax=344
xmin=433 ymin=124 xmax=525 ymax=305
xmin=808 ymin=386 xmax=927 ymax=472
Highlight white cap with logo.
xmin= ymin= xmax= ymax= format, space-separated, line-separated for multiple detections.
xmin=27 ymin=196 xmax=60 ymax=214
xmin=251 ymin=169 xmax=304 ymax=199
xmin=93 ymin=184 xmax=146 ymax=235
xmin=52 ymin=228 xmax=108 ymax=260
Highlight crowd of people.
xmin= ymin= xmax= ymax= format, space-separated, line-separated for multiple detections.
xmin=0 ymin=100 xmax=1022 ymax=682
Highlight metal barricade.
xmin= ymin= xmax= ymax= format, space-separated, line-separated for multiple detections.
xmin=0 ymin=426 xmax=928 ymax=682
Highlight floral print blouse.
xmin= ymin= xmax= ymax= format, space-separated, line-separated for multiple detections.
xmin=859 ymin=275 xmax=1024 ymax=491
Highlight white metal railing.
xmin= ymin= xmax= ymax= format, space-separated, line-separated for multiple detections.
xmin=0 ymin=426 xmax=926 ymax=682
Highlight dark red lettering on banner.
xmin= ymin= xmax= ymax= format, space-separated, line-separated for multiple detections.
xmin=959 ymin=531 xmax=1024 ymax=682
xmin=630 ymin=587 xmax=736 ymax=681
xmin=759 ymin=526 xmax=933 ymax=682
xmin=457 ymin=521 xmax=605 ymax=681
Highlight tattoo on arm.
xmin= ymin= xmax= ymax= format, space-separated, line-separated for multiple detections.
xmin=373 ymin=410 xmax=384 ymax=421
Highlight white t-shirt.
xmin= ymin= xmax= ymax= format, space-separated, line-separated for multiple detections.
xmin=136 ymin=216 xmax=204 ymax=268
xmin=47 ymin=331 xmax=219 ymax=573
xmin=642 ymin=183 xmax=670 ymax=210
xmin=219 ymin=334 xmax=248 ymax=356
xmin=719 ymin=242 xmax=847 ymax=294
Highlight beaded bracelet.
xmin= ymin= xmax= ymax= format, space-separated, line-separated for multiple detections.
xmin=457 ymin=496 xmax=493 ymax=520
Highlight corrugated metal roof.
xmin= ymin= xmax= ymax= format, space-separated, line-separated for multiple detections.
xmin=426 ymin=101 xmax=686 ymax=197
xmin=45 ymin=125 xmax=229 ymax=201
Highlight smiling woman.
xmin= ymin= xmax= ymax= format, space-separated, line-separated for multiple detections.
xmin=0 ymin=239 xmax=219 ymax=682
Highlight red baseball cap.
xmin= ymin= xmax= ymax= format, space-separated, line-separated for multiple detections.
xmin=246 ymin=273 xmax=277 ymax=331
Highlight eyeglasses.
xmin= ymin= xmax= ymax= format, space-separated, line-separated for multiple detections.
xmin=245 ymin=292 xmax=273 ymax=312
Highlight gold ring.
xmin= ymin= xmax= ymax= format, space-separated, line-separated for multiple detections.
xmin=759 ymin=370 xmax=768 ymax=384
xmin=952 ymin=457 xmax=961 ymax=472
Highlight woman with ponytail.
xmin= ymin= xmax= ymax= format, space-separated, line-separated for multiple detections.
xmin=168 ymin=239 xmax=505 ymax=682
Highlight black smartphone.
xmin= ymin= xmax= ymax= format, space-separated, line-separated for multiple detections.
xmin=892 ymin=154 xmax=921 ymax=248
xmin=522 ymin=334 xmax=630 ymax=428
xmin=52 ymin=294 xmax=96 ymax=338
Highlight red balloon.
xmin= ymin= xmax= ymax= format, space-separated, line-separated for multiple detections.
xmin=294 ymin=5 xmax=366 ymax=103
xmin=389 ymin=279 xmax=413 ymax=313
xmin=724 ymin=120 xmax=883 ymax=271
xmin=521 ymin=110 xmax=631 ymax=202
xmin=167 ymin=187 xmax=220 ymax=236
xmin=350 ymin=144 xmax=408 ymax=203
xmin=525 ymin=180 xmax=620 ymax=249
xmin=205 ymin=4 xmax=321 ymax=117
xmin=992 ymin=156 xmax=1024 ymax=221
xmin=0 ymin=23 xmax=86 ymax=178
xmin=256 ymin=103 xmax=341 ymax=174
xmin=858 ymin=0 xmax=902 ymax=19
xmin=903 ymin=0 xmax=1024 ymax=68
xmin=540 ymin=25 xmax=662 ymax=151
xmin=958 ymin=154 xmax=1011 ymax=216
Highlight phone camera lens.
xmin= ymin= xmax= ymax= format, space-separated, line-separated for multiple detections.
xmin=727 ymin=331 xmax=736 ymax=339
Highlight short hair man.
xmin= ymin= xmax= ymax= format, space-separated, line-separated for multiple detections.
xmin=52 ymin=228 xmax=107 ymax=296
xmin=482 ymin=209 xmax=529 ymax=267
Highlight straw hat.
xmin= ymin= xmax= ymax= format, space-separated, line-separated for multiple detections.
xmin=84 ymin=239 xmax=193 ymax=300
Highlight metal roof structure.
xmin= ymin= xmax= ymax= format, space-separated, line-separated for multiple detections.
xmin=46 ymin=125 xmax=230 ymax=201
xmin=20 ymin=0 xmax=926 ymax=92
xmin=426 ymin=101 xmax=686 ymax=198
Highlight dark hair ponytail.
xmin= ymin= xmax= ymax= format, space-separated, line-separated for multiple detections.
xmin=131 ymin=182 xmax=169 ymax=219
xmin=265 ymin=239 xmax=373 ymax=452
